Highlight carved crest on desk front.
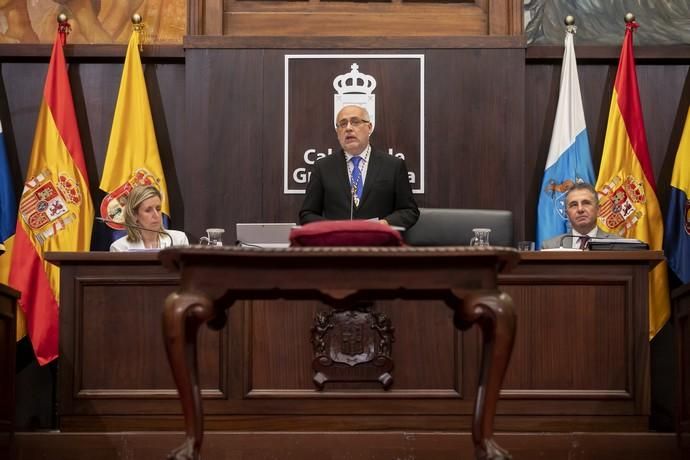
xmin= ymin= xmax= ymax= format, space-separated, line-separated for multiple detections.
xmin=311 ymin=307 xmax=395 ymax=389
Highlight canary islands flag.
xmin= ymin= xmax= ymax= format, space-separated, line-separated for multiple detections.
xmin=9 ymin=26 xmax=94 ymax=364
xmin=99 ymin=30 xmax=169 ymax=233
xmin=536 ymin=28 xmax=595 ymax=249
xmin=595 ymin=21 xmax=670 ymax=339
xmin=665 ymin=107 xmax=690 ymax=284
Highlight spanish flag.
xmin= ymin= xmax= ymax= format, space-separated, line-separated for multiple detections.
xmin=9 ymin=25 xmax=94 ymax=365
xmin=595 ymin=20 xmax=670 ymax=339
xmin=98 ymin=30 xmax=169 ymax=233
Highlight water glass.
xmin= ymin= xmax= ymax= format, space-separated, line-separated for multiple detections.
xmin=517 ymin=241 xmax=535 ymax=251
xmin=199 ymin=228 xmax=225 ymax=246
xmin=469 ymin=228 xmax=491 ymax=247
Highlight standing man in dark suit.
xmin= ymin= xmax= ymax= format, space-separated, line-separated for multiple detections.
xmin=541 ymin=182 xmax=618 ymax=249
xmin=299 ymin=105 xmax=419 ymax=229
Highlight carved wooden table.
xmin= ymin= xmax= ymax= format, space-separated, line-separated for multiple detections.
xmin=159 ymin=246 xmax=518 ymax=460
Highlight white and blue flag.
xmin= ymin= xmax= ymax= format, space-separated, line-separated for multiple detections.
xmin=536 ymin=29 xmax=595 ymax=249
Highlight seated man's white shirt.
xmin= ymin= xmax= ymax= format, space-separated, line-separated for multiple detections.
xmin=570 ymin=228 xmax=599 ymax=249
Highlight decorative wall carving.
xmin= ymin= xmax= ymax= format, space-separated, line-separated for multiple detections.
xmin=311 ymin=306 xmax=395 ymax=390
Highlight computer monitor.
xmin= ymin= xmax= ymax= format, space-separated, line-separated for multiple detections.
xmin=235 ymin=223 xmax=297 ymax=248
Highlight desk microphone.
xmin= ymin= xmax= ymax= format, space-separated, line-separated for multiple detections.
xmin=558 ymin=234 xmax=589 ymax=250
xmin=95 ymin=217 xmax=174 ymax=248
xmin=350 ymin=185 xmax=356 ymax=220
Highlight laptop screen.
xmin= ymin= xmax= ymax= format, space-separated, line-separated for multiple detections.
xmin=236 ymin=223 xmax=296 ymax=248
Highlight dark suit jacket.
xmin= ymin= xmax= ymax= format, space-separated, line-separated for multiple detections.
xmin=299 ymin=148 xmax=419 ymax=229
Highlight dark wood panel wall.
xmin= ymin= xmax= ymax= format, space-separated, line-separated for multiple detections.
xmin=1 ymin=47 xmax=689 ymax=245
xmin=182 ymin=45 xmax=526 ymax=241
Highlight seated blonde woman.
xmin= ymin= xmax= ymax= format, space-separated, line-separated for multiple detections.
xmin=109 ymin=185 xmax=188 ymax=251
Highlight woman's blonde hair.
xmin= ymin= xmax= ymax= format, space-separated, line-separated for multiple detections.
xmin=124 ymin=185 xmax=163 ymax=242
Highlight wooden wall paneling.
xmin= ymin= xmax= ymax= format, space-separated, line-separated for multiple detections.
xmin=502 ymin=281 xmax=627 ymax=393
xmin=185 ymin=47 xmax=526 ymax=236
xmin=221 ymin=3 xmax=487 ymax=37
xmin=189 ymin=0 xmax=224 ymax=35
xmin=1 ymin=63 xmax=46 ymax=175
xmin=425 ymin=48 xmax=525 ymax=239
xmin=496 ymin=253 xmax=656 ymax=430
xmin=183 ymin=49 xmax=265 ymax=241
xmin=216 ymin=0 xmax=525 ymax=38
xmin=246 ymin=300 xmax=462 ymax=393
xmin=142 ymin=63 xmax=188 ymax=229
xmin=54 ymin=256 xmax=225 ymax=427
xmin=69 ymin=63 xmax=121 ymax=192
xmin=260 ymin=49 xmax=304 ymax=223
xmin=488 ymin=0 xmax=523 ymax=36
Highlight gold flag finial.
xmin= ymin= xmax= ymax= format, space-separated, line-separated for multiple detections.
xmin=57 ymin=13 xmax=71 ymax=37
xmin=132 ymin=13 xmax=145 ymax=51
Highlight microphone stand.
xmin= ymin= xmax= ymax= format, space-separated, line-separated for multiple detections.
xmin=96 ymin=217 xmax=174 ymax=248
xmin=558 ymin=233 xmax=590 ymax=250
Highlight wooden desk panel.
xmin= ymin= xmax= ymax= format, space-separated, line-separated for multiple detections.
xmin=247 ymin=299 xmax=462 ymax=393
xmin=0 ymin=283 xmax=20 ymax=434
xmin=498 ymin=252 xmax=658 ymax=424
xmin=48 ymin=250 xmax=661 ymax=433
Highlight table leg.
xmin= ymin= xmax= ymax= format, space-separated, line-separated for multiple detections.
xmin=455 ymin=291 xmax=516 ymax=460
xmin=162 ymin=291 xmax=214 ymax=460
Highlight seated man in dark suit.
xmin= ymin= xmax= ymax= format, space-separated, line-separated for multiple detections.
xmin=299 ymin=105 xmax=419 ymax=229
xmin=541 ymin=182 xmax=618 ymax=249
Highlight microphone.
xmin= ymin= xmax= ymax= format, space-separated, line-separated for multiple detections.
xmin=558 ymin=234 xmax=590 ymax=250
xmin=350 ymin=184 xmax=356 ymax=220
xmin=96 ymin=217 xmax=174 ymax=248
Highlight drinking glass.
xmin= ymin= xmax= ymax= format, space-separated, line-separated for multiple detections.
xmin=199 ymin=228 xmax=224 ymax=246
xmin=517 ymin=241 xmax=535 ymax=251
xmin=469 ymin=228 xmax=491 ymax=247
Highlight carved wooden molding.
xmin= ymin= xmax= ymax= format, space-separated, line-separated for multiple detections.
xmin=192 ymin=0 xmax=523 ymax=38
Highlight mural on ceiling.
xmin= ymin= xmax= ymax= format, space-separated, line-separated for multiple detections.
xmin=0 ymin=0 xmax=185 ymax=44
xmin=524 ymin=0 xmax=690 ymax=45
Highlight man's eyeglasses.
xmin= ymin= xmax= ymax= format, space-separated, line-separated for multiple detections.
xmin=336 ymin=117 xmax=370 ymax=129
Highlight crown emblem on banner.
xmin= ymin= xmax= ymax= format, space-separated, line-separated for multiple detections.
xmin=333 ymin=63 xmax=377 ymax=131
xmin=333 ymin=64 xmax=377 ymax=94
